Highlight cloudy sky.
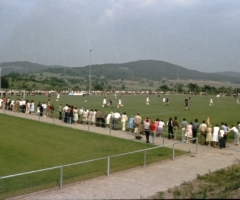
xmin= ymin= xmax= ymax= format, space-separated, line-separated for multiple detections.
xmin=0 ymin=0 xmax=240 ymax=72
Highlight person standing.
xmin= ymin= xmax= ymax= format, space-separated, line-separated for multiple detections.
xmin=218 ymin=127 xmax=225 ymax=149
xmin=63 ymin=104 xmax=69 ymax=122
xmin=150 ymin=121 xmax=156 ymax=144
xmin=221 ymin=122 xmax=228 ymax=148
xmin=30 ymin=100 xmax=35 ymax=114
xmin=199 ymin=120 xmax=207 ymax=145
xmin=185 ymin=122 xmax=193 ymax=143
xmin=91 ymin=109 xmax=97 ymax=126
xmin=206 ymin=124 xmax=213 ymax=146
xmin=172 ymin=116 xmax=179 ymax=140
xmin=56 ymin=93 xmax=60 ymax=101
xmin=134 ymin=113 xmax=142 ymax=136
xmin=185 ymin=99 xmax=189 ymax=110
xmin=102 ymin=97 xmax=107 ymax=108
xmin=117 ymin=97 xmax=124 ymax=108
xmin=162 ymin=97 xmax=166 ymax=106
xmin=105 ymin=111 xmax=112 ymax=128
xmin=167 ymin=117 xmax=174 ymax=139
xmin=144 ymin=119 xmax=150 ymax=143
xmin=58 ymin=104 xmax=63 ymax=120
xmin=181 ymin=118 xmax=188 ymax=141
xmin=50 ymin=104 xmax=54 ymax=118
xmin=73 ymin=107 xmax=79 ymax=124
xmin=212 ymin=124 xmax=219 ymax=148
xmin=209 ymin=98 xmax=214 ymax=106
xmin=192 ymin=119 xmax=199 ymax=144
xmin=78 ymin=107 xmax=84 ymax=124
xmin=113 ymin=110 xmax=121 ymax=130
xmin=227 ymin=124 xmax=239 ymax=145
xmin=146 ymin=96 xmax=150 ymax=105
xmin=121 ymin=112 xmax=128 ymax=131
xmin=157 ymin=119 xmax=165 ymax=137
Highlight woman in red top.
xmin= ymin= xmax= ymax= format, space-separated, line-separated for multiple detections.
xmin=150 ymin=121 xmax=156 ymax=144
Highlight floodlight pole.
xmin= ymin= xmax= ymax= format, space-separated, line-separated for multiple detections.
xmin=0 ymin=68 xmax=2 ymax=97
xmin=89 ymin=50 xmax=92 ymax=95
xmin=176 ymin=61 xmax=178 ymax=94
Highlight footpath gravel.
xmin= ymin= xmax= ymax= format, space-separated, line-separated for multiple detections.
xmin=1 ymin=109 xmax=239 ymax=199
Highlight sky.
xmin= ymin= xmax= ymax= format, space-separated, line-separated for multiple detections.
xmin=0 ymin=0 xmax=240 ymax=72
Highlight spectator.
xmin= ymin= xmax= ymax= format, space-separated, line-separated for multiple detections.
xmin=121 ymin=112 xmax=128 ymax=131
xmin=199 ymin=120 xmax=207 ymax=145
xmin=150 ymin=121 xmax=156 ymax=144
xmin=226 ymin=124 xmax=239 ymax=145
xmin=181 ymin=118 xmax=188 ymax=141
xmin=212 ymin=124 xmax=219 ymax=148
xmin=157 ymin=119 xmax=165 ymax=137
xmin=185 ymin=122 xmax=193 ymax=144
xmin=144 ymin=119 xmax=150 ymax=143
xmin=192 ymin=119 xmax=198 ymax=144
xmin=206 ymin=124 xmax=213 ymax=146
xmin=172 ymin=116 xmax=179 ymax=140
xmin=167 ymin=117 xmax=173 ymax=139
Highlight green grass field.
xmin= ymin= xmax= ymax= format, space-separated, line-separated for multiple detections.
xmin=0 ymin=93 xmax=239 ymax=198
xmin=21 ymin=93 xmax=239 ymax=129
xmin=0 ymin=113 xmax=185 ymax=199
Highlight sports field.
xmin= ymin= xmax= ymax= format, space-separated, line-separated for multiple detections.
xmin=23 ymin=93 xmax=239 ymax=129
xmin=0 ymin=93 xmax=238 ymax=198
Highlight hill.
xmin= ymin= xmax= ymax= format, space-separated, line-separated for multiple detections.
xmin=1 ymin=60 xmax=240 ymax=84
xmin=0 ymin=61 xmax=63 ymax=76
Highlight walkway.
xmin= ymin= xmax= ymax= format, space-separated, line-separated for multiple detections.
xmin=1 ymin=109 xmax=239 ymax=199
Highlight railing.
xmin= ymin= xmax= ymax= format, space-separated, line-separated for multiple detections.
xmin=0 ymin=138 xmax=198 ymax=191
xmin=0 ymin=108 xmax=194 ymax=144
xmin=0 ymin=108 xmax=198 ymax=197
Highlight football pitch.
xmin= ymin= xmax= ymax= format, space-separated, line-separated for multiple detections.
xmin=0 ymin=93 xmax=239 ymax=198
xmin=24 ymin=93 xmax=239 ymax=128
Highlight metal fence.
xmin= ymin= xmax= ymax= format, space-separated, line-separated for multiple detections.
xmin=0 ymin=138 xmax=198 ymax=191
xmin=0 ymin=108 xmax=198 ymax=197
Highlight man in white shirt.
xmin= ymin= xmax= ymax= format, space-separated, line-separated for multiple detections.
xmin=41 ymin=102 xmax=47 ymax=117
xmin=63 ymin=104 xmax=69 ymax=122
xmin=227 ymin=124 xmax=239 ymax=145
xmin=113 ymin=111 xmax=121 ymax=130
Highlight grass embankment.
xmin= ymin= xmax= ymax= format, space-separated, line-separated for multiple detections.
xmin=153 ymin=161 xmax=240 ymax=199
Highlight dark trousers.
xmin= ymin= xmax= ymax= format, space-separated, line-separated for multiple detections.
xmin=59 ymin=111 xmax=62 ymax=120
xmin=96 ymin=117 xmax=101 ymax=126
xmin=113 ymin=118 xmax=119 ymax=130
xmin=145 ymin=130 xmax=150 ymax=143
xmin=100 ymin=118 xmax=105 ymax=127
xmin=219 ymin=137 xmax=225 ymax=149
xmin=192 ymin=129 xmax=198 ymax=143
xmin=223 ymin=134 xmax=227 ymax=147
xmin=168 ymin=127 xmax=174 ymax=139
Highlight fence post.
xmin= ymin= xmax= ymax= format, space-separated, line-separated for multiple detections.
xmin=109 ymin=125 xmax=112 ymax=136
xmin=172 ymin=143 xmax=175 ymax=160
xmin=60 ymin=166 xmax=63 ymax=189
xmin=107 ymin=156 xmax=110 ymax=177
xmin=196 ymin=138 xmax=198 ymax=154
xmin=162 ymin=132 xmax=165 ymax=145
xmin=143 ymin=150 xmax=146 ymax=167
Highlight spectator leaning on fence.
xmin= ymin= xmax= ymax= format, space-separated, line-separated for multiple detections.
xmin=227 ymin=124 xmax=239 ymax=145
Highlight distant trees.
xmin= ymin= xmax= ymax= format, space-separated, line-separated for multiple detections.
xmin=1 ymin=77 xmax=9 ymax=89
xmin=159 ymin=84 xmax=169 ymax=92
xmin=187 ymin=83 xmax=200 ymax=93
